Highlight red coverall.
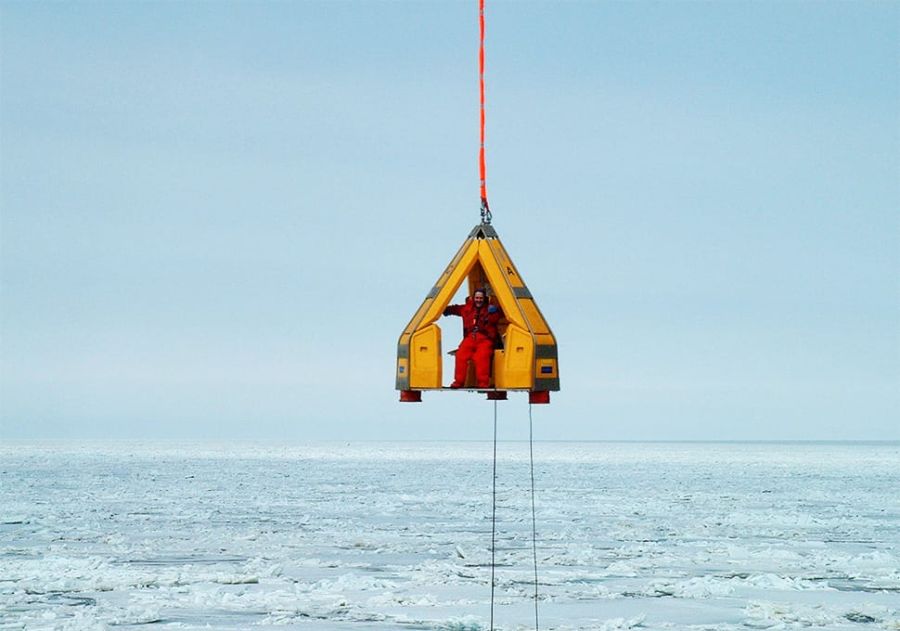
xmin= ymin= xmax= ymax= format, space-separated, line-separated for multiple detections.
xmin=444 ymin=297 xmax=501 ymax=388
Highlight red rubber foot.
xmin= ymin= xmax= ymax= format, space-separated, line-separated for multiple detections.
xmin=529 ymin=390 xmax=550 ymax=404
xmin=399 ymin=390 xmax=422 ymax=403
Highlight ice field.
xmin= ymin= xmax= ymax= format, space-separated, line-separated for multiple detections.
xmin=1 ymin=440 xmax=898 ymax=630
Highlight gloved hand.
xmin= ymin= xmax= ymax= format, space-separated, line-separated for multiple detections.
xmin=442 ymin=307 xmax=452 ymax=316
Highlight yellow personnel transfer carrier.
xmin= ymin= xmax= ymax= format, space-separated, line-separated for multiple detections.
xmin=396 ymin=223 xmax=559 ymax=404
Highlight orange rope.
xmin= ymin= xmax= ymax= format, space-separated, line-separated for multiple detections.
xmin=479 ymin=0 xmax=491 ymax=223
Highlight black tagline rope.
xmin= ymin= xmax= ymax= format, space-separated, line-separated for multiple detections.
xmin=529 ymin=402 xmax=540 ymax=630
xmin=488 ymin=401 xmax=541 ymax=631
xmin=490 ymin=399 xmax=498 ymax=630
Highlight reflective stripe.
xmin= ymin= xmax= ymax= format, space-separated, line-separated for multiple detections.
xmin=534 ymin=377 xmax=560 ymax=391
xmin=513 ymin=286 xmax=532 ymax=299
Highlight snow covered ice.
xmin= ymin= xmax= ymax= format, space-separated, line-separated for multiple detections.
xmin=1 ymin=440 xmax=898 ymax=630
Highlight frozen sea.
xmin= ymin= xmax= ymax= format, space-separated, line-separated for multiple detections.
xmin=1 ymin=441 xmax=898 ymax=630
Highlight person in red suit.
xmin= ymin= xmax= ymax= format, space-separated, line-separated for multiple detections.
xmin=443 ymin=288 xmax=501 ymax=388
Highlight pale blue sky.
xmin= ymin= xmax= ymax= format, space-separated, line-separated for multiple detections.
xmin=1 ymin=1 xmax=897 ymax=441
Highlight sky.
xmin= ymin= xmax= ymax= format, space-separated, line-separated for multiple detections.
xmin=1 ymin=1 xmax=897 ymax=442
